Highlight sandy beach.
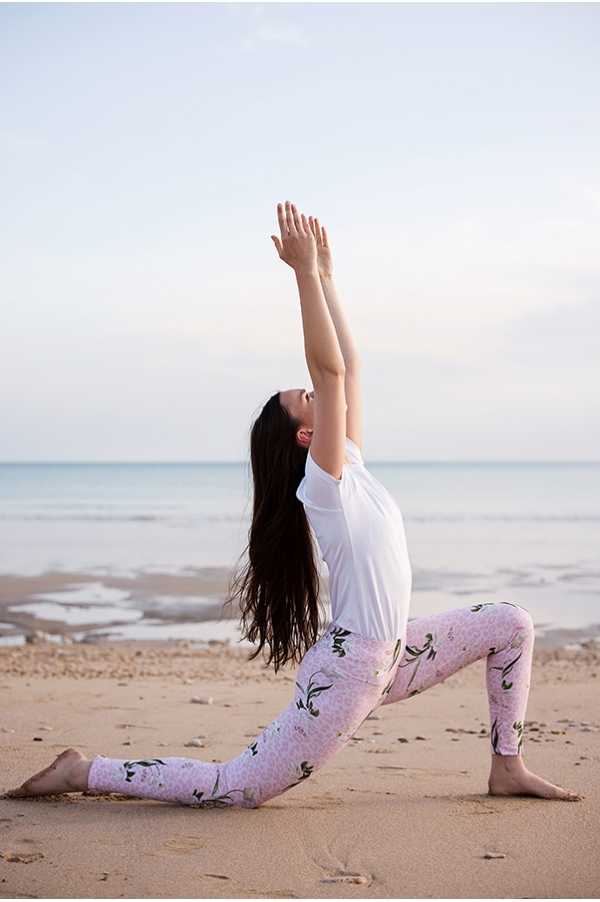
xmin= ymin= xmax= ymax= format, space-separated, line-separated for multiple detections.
xmin=1 ymin=641 xmax=598 ymax=899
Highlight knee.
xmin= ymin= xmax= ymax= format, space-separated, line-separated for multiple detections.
xmin=496 ymin=602 xmax=534 ymax=641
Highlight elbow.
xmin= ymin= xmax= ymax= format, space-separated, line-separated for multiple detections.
xmin=311 ymin=362 xmax=346 ymax=385
xmin=326 ymin=361 xmax=346 ymax=379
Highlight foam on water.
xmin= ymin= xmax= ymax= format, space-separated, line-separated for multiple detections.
xmin=8 ymin=601 xmax=143 ymax=626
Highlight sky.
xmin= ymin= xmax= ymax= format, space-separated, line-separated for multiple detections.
xmin=1 ymin=1 xmax=599 ymax=462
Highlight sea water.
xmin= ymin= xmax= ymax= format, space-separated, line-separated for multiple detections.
xmin=0 ymin=462 xmax=598 ymax=641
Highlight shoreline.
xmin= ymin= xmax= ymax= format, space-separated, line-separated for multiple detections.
xmin=1 ymin=568 xmax=599 ymax=652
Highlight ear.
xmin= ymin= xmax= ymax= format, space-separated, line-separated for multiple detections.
xmin=296 ymin=428 xmax=313 ymax=448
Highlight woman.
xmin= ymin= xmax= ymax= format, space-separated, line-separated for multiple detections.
xmin=7 ymin=202 xmax=577 ymax=805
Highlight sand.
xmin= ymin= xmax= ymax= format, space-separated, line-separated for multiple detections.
xmin=0 ymin=642 xmax=599 ymax=899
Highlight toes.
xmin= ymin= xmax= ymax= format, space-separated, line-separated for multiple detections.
xmin=2 ymin=788 xmax=26 ymax=799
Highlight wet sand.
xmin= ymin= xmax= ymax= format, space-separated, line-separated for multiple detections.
xmin=0 ymin=569 xmax=234 ymax=644
xmin=0 ymin=642 xmax=598 ymax=899
xmin=2 ymin=569 xmax=599 ymax=650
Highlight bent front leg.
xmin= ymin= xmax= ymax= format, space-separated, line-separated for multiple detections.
xmin=380 ymin=602 xmax=534 ymax=755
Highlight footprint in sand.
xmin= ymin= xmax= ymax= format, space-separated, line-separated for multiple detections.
xmin=0 ymin=835 xmax=45 ymax=864
xmin=157 ymin=834 xmax=207 ymax=856
xmin=314 ymin=849 xmax=372 ymax=887
xmin=453 ymin=797 xmax=501 ymax=816
xmin=1 ymin=850 xmax=44 ymax=863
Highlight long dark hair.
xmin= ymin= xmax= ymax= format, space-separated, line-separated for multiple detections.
xmin=228 ymin=392 xmax=322 ymax=671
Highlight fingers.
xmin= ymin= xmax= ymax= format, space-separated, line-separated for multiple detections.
xmin=277 ymin=200 xmax=314 ymax=239
xmin=313 ymin=217 xmax=323 ymax=246
xmin=276 ymin=203 xmax=287 ymax=239
xmin=292 ymin=203 xmax=303 ymax=234
xmin=309 ymin=216 xmax=327 ymax=248
xmin=285 ymin=200 xmax=298 ymax=236
xmin=282 ymin=200 xmax=311 ymax=236
xmin=271 ymin=235 xmax=283 ymax=257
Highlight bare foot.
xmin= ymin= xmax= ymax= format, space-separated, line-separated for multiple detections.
xmin=488 ymin=755 xmax=581 ymax=801
xmin=5 ymin=749 xmax=92 ymax=798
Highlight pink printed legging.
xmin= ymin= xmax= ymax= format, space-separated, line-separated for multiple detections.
xmin=89 ymin=601 xmax=533 ymax=808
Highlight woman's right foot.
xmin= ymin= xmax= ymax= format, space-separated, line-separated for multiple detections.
xmin=5 ymin=749 xmax=92 ymax=798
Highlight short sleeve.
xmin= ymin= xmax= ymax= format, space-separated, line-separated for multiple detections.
xmin=345 ymin=438 xmax=364 ymax=465
xmin=296 ymin=438 xmax=360 ymax=511
xmin=296 ymin=450 xmax=343 ymax=511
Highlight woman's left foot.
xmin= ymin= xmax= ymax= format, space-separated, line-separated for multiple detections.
xmin=488 ymin=755 xmax=581 ymax=801
xmin=5 ymin=749 xmax=91 ymax=798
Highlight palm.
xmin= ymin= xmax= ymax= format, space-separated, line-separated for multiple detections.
xmin=311 ymin=217 xmax=333 ymax=279
xmin=317 ymin=243 xmax=333 ymax=279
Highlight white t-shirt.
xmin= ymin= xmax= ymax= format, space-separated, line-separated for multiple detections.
xmin=296 ymin=438 xmax=412 ymax=642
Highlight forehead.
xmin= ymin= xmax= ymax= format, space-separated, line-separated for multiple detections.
xmin=279 ymin=388 xmax=303 ymax=412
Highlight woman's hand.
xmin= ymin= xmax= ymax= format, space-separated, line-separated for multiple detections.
xmin=309 ymin=216 xmax=333 ymax=281
xmin=271 ymin=201 xmax=317 ymax=274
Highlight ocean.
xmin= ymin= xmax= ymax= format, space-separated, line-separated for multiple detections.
xmin=0 ymin=462 xmax=598 ymax=646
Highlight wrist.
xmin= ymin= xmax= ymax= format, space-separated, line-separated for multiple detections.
xmin=294 ymin=262 xmax=320 ymax=280
xmin=319 ymin=272 xmax=334 ymax=283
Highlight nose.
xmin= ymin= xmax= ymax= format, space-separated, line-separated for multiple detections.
xmin=308 ymin=391 xmax=314 ymax=400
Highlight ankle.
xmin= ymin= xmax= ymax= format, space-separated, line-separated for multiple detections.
xmin=491 ymin=753 xmax=521 ymax=765
xmin=70 ymin=758 xmax=92 ymax=792
xmin=489 ymin=754 xmax=525 ymax=779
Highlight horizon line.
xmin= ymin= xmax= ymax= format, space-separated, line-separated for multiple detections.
xmin=1 ymin=460 xmax=599 ymax=466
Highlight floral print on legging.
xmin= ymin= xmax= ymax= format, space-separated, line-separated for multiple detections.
xmin=88 ymin=601 xmax=533 ymax=808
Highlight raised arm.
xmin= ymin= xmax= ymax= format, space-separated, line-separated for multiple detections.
xmin=311 ymin=217 xmax=362 ymax=451
xmin=271 ymin=202 xmax=346 ymax=479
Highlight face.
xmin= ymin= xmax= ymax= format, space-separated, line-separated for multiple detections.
xmin=280 ymin=388 xmax=315 ymax=436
